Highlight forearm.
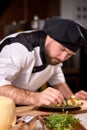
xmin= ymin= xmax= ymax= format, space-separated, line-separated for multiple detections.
xmin=0 ymin=85 xmax=66 ymax=107
xmin=54 ymin=82 xmax=73 ymax=99
xmin=0 ymin=85 xmax=36 ymax=105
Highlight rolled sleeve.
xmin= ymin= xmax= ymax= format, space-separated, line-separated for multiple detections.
xmin=48 ymin=63 xmax=65 ymax=86
xmin=0 ymin=78 xmax=12 ymax=86
xmin=0 ymin=43 xmax=27 ymax=87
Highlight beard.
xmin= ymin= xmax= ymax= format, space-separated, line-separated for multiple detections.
xmin=46 ymin=56 xmax=60 ymax=65
xmin=45 ymin=43 xmax=62 ymax=65
xmin=45 ymin=52 xmax=61 ymax=65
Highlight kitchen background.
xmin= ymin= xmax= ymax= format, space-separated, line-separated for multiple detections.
xmin=0 ymin=0 xmax=87 ymax=93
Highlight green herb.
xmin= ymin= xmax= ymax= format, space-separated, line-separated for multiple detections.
xmin=44 ymin=113 xmax=80 ymax=130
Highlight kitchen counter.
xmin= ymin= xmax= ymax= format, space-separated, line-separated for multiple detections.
xmin=16 ymin=100 xmax=87 ymax=129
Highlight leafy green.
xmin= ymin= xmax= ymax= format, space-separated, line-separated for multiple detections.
xmin=44 ymin=113 xmax=80 ymax=130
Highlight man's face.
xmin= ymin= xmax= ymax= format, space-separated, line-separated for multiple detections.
xmin=45 ymin=36 xmax=75 ymax=65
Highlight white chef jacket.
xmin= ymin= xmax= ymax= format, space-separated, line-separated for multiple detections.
xmin=0 ymin=30 xmax=65 ymax=91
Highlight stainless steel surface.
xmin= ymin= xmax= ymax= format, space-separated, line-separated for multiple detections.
xmin=17 ymin=115 xmax=35 ymax=123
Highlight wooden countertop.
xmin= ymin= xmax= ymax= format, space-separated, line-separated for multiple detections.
xmin=16 ymin=100 xmax=87 ymax=117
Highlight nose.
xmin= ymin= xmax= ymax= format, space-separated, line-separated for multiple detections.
xmin=60 ymin=53 xmax=69 ymax=62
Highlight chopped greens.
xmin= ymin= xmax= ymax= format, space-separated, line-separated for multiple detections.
xmin=44 ymin=113 xmax=80 ymax=130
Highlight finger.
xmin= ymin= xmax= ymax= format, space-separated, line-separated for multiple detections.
xmin=46 ymin=93 xmax=64 ymax=105
xmin=40 ymin=87 xmax=64 ymax=105
xmin=56 ymin=93 xmax=64 ymax=104
xmin=75 ymin=93 xmax=86 ymax=100
xmin=45 ymin=87 xmax=64 ymax=103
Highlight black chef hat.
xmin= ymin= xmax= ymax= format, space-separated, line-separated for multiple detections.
xmin=43 ymin=16 xmax=87 ymax=52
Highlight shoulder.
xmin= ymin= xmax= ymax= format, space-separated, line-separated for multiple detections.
xmin=1 ymin=43 xmax=34 ymax=66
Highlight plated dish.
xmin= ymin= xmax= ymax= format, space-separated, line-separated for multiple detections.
xmin=41 ymin=95 xmax=83 ymax=110
xmin=41 ymin=103 xmax=83 ymax=110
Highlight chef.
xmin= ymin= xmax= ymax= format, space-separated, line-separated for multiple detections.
xmin=0 ymin=16 xmax=87 ymax=106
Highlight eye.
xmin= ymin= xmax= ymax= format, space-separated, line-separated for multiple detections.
xmin=61 ymin=47 xmax=65 ymax=51
xmin=67 ymin=54 xmax=72 ymax=59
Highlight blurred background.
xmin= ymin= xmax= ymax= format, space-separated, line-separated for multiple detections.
xmin=0 ymin=0 xmax=87 ymax=93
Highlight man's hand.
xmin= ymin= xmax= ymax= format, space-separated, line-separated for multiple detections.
xmin=75 ymin=90 xmax=87 ymax=100
xmin=30 ymin=87 xmax=65 ymax=107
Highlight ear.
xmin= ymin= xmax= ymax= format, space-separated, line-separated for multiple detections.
xmin=45 ymin=35 xmax=53 ymax=47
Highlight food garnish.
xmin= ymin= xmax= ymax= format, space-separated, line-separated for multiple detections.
xmin=51 ymin=95 xmax=82 ymax=107
xmin=67 ymin=95 xmax=82 ymax=106
xmin=43 ymin=112 xmax=80 ymax=130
